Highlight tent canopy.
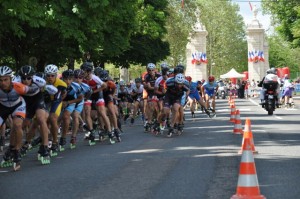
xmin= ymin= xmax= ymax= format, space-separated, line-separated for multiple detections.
xmin=220 ymin=68 xmax=245 ymax=78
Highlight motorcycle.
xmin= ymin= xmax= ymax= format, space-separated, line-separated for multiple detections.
xmin=262 ymin=81 xmax=278 ymax=115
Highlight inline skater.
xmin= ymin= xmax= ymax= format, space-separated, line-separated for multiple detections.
xmin=81 ymin=62 xmax=111 ymax=145
xmin=186 ymin=76 xmax=211 ymax=118
xmin=153 ymin=63 xmax=169 ymax=133
xmin=201 ymin=76 xmax=218 ymax=116
xmin=44 ymin=64 xmax=67 ymax=156
xmin=0 ymin=66 xmax=41 ymax=170
xmin=59 ymin=69 xmax=84 ymax=151
xmin=164 ymin=73 xmax=190 ymax=137
xmin=130 ymin=78 xmax=144 ymax=125
xmin=142 ymin=63 xmax=161 ymax=132
xmin=17 ymin=65 xmax=56 ymax=164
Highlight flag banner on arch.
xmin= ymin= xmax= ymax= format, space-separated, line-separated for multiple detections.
xmin=191 ymin=51 xmax=208 ymax=65
xmin=248 ymin=50 xmax=265 ymax=63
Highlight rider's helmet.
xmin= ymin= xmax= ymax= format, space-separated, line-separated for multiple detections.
xmin=147 ymin=63 xmax=156 ymax=71
xmin=0 ymin=66 xmax=13 ymax=77
xmin=168 ymin=68 xmax=174 ymax=76
xmin=208 ymin=76 xmax=215 ymax=82
xmin=45 ymin=64 xmax=58 ymax=74
xmin=80 ymin=62 xmax=94 ymax=72
xmin=35 ymin=72 xmax=46 ymax=79
xmin=119 ymin=80 xmax=125 ymax=86
xmin=135 ymin=78 xmax=142 ymax=84
xmin=94 ymin=67 xmax=103 ymax=76
xmin=62 ymin=69 xmax=74 ymax=79
xmin=174 ymin=65 xmax=184 ymax=74
xmin=74 ymin=69 xmax=84 ymax=79
xmin=160 ymin=63 xmax=169 ymax=75
xmin=99 ymin=70 xmax=109 ymax=81
xmin=268 ymin=67 xmax=277 ymax=75
xmin=175 ymin=73 xmax=185 ymax=84
xmin=19 ymin=65 xmax=35 ymax=77
xmin=186 ymin=76 xmax=192 ymax=82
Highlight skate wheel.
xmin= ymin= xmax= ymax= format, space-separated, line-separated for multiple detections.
xmin=70 ymin=144 xmax=76 ymax=149
xmin=0 ymin=146 xmax=3 ymax=152
xmin=50 ymin=151 xmax=58 ymax=157
xmin=109 ymin=139 xmax=116 ymax=144
xmin=88 ymin=140 xmax=96 ymax=146
xmin=37 ymin=154 xmax=41 ymax=161
xmin=13 ymin=162 xmax=21 ymax=171
xmin=41 ymin=157 xmax=51 ymax=165
xmin=59 ymin=146 xmax=65 ymax=152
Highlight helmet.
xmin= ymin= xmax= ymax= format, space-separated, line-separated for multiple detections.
xmin=74 ymin=69 xmax=84 ymax=78
xmin=0 ymin=66 xmax=13 ymax=77
xmin=186 ymin=76 xmax=192 ymax=82
xmin=119 ymin=80 xmax=125 ymax=86
xmin=35 ymin=72 xmax=45 ymax=79
xmin=62 ymin=69 xmax=74 ymax=79
xmin=208 ymin=76 xmax=215 ymax=82
xmin=99 ymin=70 xmax=109 ymax=81
xmin=135 ymin=78 xmax=142 ymax=83
xmin=45 ymin=64 xmax=58 ymax=74
xmin=267 ymin=67 xmax=277 ymax=75
xmin=174 ymin=65 xmax=184 ymax=74
xmin=94 ymin=67 xmax=103 ymax=76
xmin=147 ymin=63 xmax=156 ymax=70
xmin=80 ymin=62 xmax=94 ymax=72
xmin=175 ymin=73 xmax=185 ymax=84
xmin=160 ymin=63 xmax=169 ymax=75
xmin=19 ymin=65 xmax=35 ymax=76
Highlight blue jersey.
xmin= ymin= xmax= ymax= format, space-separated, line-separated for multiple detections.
xmin=80 ymin=82 xmax=92 ymax=97
xmin=189 ymin=81 xmax=198 ymax=94
xmin=64 ymin=82 xmax=83 ymax=101
xmin=203 ymin=82 xmax=218 ymax=92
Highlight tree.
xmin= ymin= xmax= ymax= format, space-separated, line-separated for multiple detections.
xmin=261 ymin=0 xmax=300 ymax=47
xmin=0 ymin=0 xmax=139 ymax=71
xmin=108 ymin=0 xmax=170 ymax=68
xmin=197 ymin=0 xmax=248 ymax=77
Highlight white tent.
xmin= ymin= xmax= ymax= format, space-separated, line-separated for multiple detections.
xmin=220 ymin=68 xmax=245 ymax=78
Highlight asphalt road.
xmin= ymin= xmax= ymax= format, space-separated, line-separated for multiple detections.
xmin=1 ymin=98 xmax=300 ymax=199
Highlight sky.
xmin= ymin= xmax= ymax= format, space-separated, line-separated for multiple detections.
xmin=232 ymin=0 xmax=272 ymax=33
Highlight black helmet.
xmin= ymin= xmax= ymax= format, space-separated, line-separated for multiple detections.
xmin=99 ymin=70 xmax=109 ymax=81
xmin=174 ymin=65 xmax=184 ymax=74
xmin=160 ymin=63 xmax=169 ymax=75
xmin=62 ymin=69 xmax=74 ymax=79
xmin=94 ymin=67 xmax=103 ymax=76
xmin=74 ymin=69 xmax=84 ymax=78
xmin=135 ymin=77 xmax=142 ymax=83
xmin=19 ymin=65 xmax=35 ymax=76
xmin=80 ymin=62 xmax=94 ymax=72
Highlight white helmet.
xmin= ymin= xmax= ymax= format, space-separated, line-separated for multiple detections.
xmin=119 ymin=80 xmax=125 ymax=86
xmin=175 ymin=73 xmax=185 ymax=84
xmin=0 ymin=66 xmax=13 ymax=77
xmin=147 ymin=63 xmax=156 ymax=70
xmin=45 ymin=64 xmax=58 ymax=74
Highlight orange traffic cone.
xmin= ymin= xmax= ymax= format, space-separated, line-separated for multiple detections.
xmin=239 ymin=119 xmax=258 ymax=154
xmin=231 ymin=138 xmax=266 ymax=199
xmin=228 ymin=93 xmax=232 ymax=104
xmin=230 ymin=98 xmax=235 ymax=107
xmin=230 ymin=105 xmax=236 ymax=123
xmin=233 ymin=110 xmax=243 ymax=134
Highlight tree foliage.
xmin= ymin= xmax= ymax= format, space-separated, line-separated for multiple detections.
xmin=0 ymin=0 xmax=169 ymax=71
xmin=261 ymin=0 xmax=300 ymax=47
xmin=197 ymin=0 xmax=248 ymax=76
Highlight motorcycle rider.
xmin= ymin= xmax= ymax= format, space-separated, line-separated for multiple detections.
xmin=258 ymin=67 xmax=281 ymax=107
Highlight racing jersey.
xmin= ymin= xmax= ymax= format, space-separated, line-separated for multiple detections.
xmin=50 ymin=78 xmax=67 ymax=101
xmin=143 ymin=73 xmax=161 ymax=95
xmin=189 ymin=81 xmax=199 ymax=94
xmin=202 ymin=82 xmax=218 ymax=93
xmin=165 ymin=77 xmax=189 ymax=98
xmin=63 ymin=82 xmax=83 ymax=102
xmin=83 ymin=74 xmax=104 ymax=92
xmin=0 ymin=82 xmax=40 ymax=107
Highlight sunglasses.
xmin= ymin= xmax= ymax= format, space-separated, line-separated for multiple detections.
xmin=46 ymin=74 xmax=56 ymax=78
xmin=21 ymin=76 xmax=32 ymax=80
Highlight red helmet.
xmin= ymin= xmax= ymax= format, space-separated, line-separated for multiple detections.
xmin=208 ymin=76 xmax=215 ymax=82
xmin=186 ymin=76 xmax=192 ymax=82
